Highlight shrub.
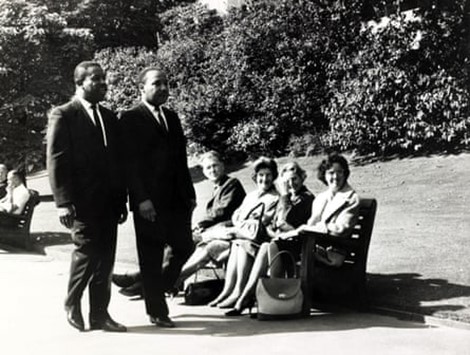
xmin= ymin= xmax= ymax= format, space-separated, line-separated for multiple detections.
xmin=0 ymin=0 xmax=93 ymax=171
xmin=323 ymin=5 xmax=470 ymax=156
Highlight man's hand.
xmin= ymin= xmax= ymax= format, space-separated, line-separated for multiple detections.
xmin=118 ymin=208 xmax=128 ymax=224
xmin=58 ymin=205 xmax=75 ymax=229
xmin=139 ymin=199 xmax=156 ymax=222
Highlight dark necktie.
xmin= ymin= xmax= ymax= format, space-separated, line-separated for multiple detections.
xmin=91 ymin=104 xmax=106 ymax=147
xmin=156 ymin=110 xmax=168 ymax=133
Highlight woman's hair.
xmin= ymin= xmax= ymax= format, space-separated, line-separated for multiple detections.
xmin=251 ymin=156 xmax=278 ymax=181
xmin=199 ymin=150 xmax=222 ymax=166
xmin=317 ymin=152 xmax=350 ymax=185
xmin=8 ymin=169 xmax=26 ymax=186
xmin=280 ymin=162 xmax=307 ymax=182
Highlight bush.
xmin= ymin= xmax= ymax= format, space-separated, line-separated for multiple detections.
xmin=323 ymin=5 xmax=470 ymax=156
xmin=0 ymin=0 xmax=94 ymax=172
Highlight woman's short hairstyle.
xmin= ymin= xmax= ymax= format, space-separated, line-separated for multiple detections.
xmin=199 ymin=150 xmax=223 ymax=166
xmin=317 ymin=153 xmax=350 ymax=185
xmin=7 ymin=169 xmax=26 ymax=186
xmin=251 ymin=156 xmax=278 ymax=182
xmin=280 ymin=162 xmax=307 ymax=182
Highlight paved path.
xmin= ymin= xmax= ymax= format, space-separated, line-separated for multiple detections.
xmin=1 ymin=253 xmax=470 ymax=355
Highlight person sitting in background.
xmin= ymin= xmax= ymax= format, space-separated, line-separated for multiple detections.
xmin=208 ymin=157 xmax=280 ymax=308
xmin=113 ymin=150 xmax=246 ymax=296
xmin=224 ymin=162 xmax=314 ymax=316
xmin=296 ymin=152 xmax=360 ymax=268
xmin=0 ymin=170 xmax=30 ymax=215
xmin=0 ymin=164 xmax=8 ymax=199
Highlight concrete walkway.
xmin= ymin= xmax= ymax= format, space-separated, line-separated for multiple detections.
xmin=1 ymin=252 xmax=470 ymax=355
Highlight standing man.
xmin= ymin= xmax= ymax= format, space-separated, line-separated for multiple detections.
xmin=0 ymin=164 xmax=8 ymax=199
xmin=120 ymin=67 xmax=196 ymax=328
xmin=47 ymin=61 xmax=128 ymax=332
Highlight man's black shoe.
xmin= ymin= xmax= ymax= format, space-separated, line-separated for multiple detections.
xmin=119 ymin=281 xmax=143 ymax=297
xmin=66 ymin=305 xmax=85 ymax=331
xmin=89 ymin=316 xmax=127 ymax=332
xmin=112 ymin=273 xmax=138 ymax=288
xmin=150 ymin=315 xmax=175 ymax=328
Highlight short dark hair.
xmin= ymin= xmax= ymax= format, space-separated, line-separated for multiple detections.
xmin=317 ymin=152 xmax=350 ymax=185
xmin=251 ymin=156 xmax=278 ymax=181
xmin=137 ymin=66 xmax=166 ymax=86
xmin=74 ymin=61 xmax=102 ymax=85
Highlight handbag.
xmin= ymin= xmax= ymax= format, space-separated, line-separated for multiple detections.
xmin=256 ymin=250 xmax=304 ymax=320
xmin=184 ymin=268 xmax=224 ymax=305
xmin=234 ymin=202 xmax=267 ymax=243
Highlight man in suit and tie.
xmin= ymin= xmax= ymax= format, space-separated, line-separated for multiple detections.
xmin=119 ymin=67 xmax=196 ymax=328
xmin=47 ymin=61 xmax=128 ymax=332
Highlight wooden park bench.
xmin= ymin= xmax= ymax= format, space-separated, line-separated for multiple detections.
xmin=300 ymin=198 xmax=377 ymax=313
xmin=0 ymin=189 xmax=40 ymax=251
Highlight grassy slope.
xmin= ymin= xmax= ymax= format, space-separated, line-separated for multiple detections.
xmin=197 ymin=153 xmax=470 ymax=321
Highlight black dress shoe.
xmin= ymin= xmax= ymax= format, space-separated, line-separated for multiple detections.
xmin=66 ymin=305 xmax=85 ymax=331
xmin=112 ymin=273 xmax=138 ymax=288
xmin=150 ymin=315 xmax=175 ymax=328
xmin=90 ymin=317 xmax=127 ymax=332
xmin=119 ymin=282 xmax=143 ymax=297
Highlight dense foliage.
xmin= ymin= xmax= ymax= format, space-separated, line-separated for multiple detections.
xmin=323 ymin=3 xmax=470 ymax=156
xmin=0 ymin=0 xmax=93 ymax=172
xmin=1 ymin=0 xmax=469 ymax=171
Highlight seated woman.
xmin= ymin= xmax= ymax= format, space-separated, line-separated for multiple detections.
xmin=209 ymin=157 xmax=280 ymax=308
xmin=224 ymin=162 xmax=314 ymax=315
xmin=113 ymin=150 xmax=246 ymax=295
xmin=297 ymin=152 xmax=360 ymax=268
xmin=0 ymin=170 xmax=30 ymax=215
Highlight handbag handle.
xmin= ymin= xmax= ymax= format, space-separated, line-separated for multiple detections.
xmin=194 ymin=266 xmax=221 ymax=283
xmin=245 ymin=202 xmax=265 ymax=221
xmin=267 ymin=250 xmax=298 ymax=279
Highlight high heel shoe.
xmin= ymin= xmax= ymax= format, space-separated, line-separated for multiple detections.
xmin=224 ymin=298 xmax=255 ymax=316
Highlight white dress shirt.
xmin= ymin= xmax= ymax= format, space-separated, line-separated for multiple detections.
xmin=78 ymin=97 xmax=108 ymax=146
xmin=142 ymin=100 xmax=169 ymax=132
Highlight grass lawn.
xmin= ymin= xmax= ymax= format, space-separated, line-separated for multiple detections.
xmin=28 ymin=152 xmax=470 ymax=322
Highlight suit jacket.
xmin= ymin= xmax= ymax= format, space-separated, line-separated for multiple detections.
xmin=197 ymin=175 xmax=246 ymax=229
xmin=46 ymin=99 xmax=126 ymax=219
xmin=119 ymin=103 xmax=195 ymax=212
xmin=0 ymin=182 xmax=6 ymax=200
xmin=307 ymin=183 xmax=360 ymax=237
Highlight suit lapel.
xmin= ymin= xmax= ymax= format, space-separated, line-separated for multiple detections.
xmin=138 ymin=103 xmax=168 ymax=135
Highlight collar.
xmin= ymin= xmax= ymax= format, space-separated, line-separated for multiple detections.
xmin=77 ymin=97 xmax=97 ymax=110
xmin=214 ymin=175 xmax=229 ymax=188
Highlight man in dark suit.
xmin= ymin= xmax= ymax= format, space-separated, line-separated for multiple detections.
xmin=120 ymin=67 xmax=196 ymax=328
xmin=0 ymin=164 xmax=7 ymax=199
xmin=47 ymin=61 xmax=128 ymax=332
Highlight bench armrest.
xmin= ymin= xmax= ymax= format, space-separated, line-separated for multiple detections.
xmin=299 ymin=230 xmax=358 ymax=249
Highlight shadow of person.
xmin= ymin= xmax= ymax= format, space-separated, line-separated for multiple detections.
xmin=125 ymin=307 xmax=426 ymax=336
xmin=368 ymin=273 xmax=470 ymax=317
xmin=0 ymin=232 xmax=72 ymax=255
xmin=30 ymin=232 xmax=72 ymax=255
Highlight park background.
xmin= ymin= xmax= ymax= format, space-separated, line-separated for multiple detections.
xmin=1 ymin=0 xmax=470 ymax=324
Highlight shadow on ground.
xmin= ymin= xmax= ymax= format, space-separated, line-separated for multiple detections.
xmin=0 ymin=232 xmax=70 ymax=255
xmin=125 ymin=308 xmax=426 ymax=336
xmin=368 ymin=273 xmax=470 ymax=322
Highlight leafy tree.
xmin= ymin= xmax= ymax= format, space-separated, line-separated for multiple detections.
xmin=0 ymin=0 xmax=93 ymax=171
